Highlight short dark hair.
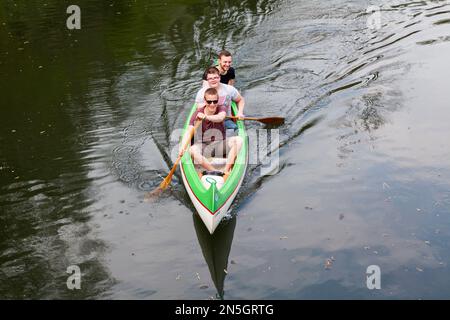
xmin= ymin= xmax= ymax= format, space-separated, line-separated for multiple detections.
xmin=205 ymin=66 xmax=220 ymax=77
xmin=218 ymin=50 xmax=232 ymax=59
xmin=204 ymin=88 xmax=218 ymax=99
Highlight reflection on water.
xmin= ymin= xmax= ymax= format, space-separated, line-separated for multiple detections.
xmin=1 ymin=0 xmax=450 ymax=299
xmin=193 ymin=214 xmax=237 ymax=299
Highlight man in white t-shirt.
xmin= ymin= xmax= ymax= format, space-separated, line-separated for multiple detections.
xmin=195 ymin=67 xmax=245 ymax=130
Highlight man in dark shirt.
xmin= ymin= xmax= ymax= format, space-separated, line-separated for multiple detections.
xmin=179 ymin=88 xmax=243 ymax=174
xmin=202 ymin=50 xmax=236 ymax=86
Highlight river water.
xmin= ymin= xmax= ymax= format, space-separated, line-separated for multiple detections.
xmin=1 ymin=0 xmax=450 ymax=299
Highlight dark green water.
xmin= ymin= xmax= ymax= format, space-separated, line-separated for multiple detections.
xmin=1 ymin=0 xmax=450 ymax=299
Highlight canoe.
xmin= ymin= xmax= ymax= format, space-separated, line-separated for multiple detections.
xmin=180 ymin=102 xmax=248 ymax=234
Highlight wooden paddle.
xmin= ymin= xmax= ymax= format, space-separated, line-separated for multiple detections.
xmin=227 ymin=116 xmax=285 ymax=125
xmin=146 ymin=120 xmax=203 ymax=199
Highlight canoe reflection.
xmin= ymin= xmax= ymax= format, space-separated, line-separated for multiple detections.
xmin=193 ymin=213 xmax=237 ymax=299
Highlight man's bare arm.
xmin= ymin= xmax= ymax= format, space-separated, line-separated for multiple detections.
xmin=234 ymin=94 xmax=245 ymax=117
xmin=206 ymin=111 xmax=226 ymax=123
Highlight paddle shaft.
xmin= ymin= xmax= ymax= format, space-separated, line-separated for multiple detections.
xmin=158 ymin=120 xmax=202 ymax=190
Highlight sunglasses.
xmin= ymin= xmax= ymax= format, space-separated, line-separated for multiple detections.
xmin=205 ymin=99 xmax=219 ymax=104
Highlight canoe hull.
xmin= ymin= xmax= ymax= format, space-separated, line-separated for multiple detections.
xmin=180 ymin=154 xmax=247 ymax=233
xmin=180 ymin=102 xmax=248 ymax=234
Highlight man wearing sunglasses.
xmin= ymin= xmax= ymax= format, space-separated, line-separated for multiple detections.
xmin=180 ymin=88 xmax=243 ymax=175
xmin=195 ymin=67 xmax=245 ymax=131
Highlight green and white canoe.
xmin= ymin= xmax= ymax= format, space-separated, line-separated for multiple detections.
xmin=180 ymin=102 xmax=248 ymax=234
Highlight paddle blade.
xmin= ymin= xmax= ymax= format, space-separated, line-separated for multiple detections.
xmin=144 ymin=187 xmax=163 ymax=201
xmin=228 ymin=116 xmax=285 ymax=126
xmin=144 ymin=173 xmax=173 ymax=201
xmin=258 ymin=117 xmax=285 ymax=125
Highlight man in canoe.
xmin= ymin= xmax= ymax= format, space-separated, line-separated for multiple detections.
xmin=180 ymin=88 xmax=243 ymax=175
xmin=202 ymin=50 xmax=236 ymax=86
xmin=196 ymin=67 xmax=245 ymax=131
